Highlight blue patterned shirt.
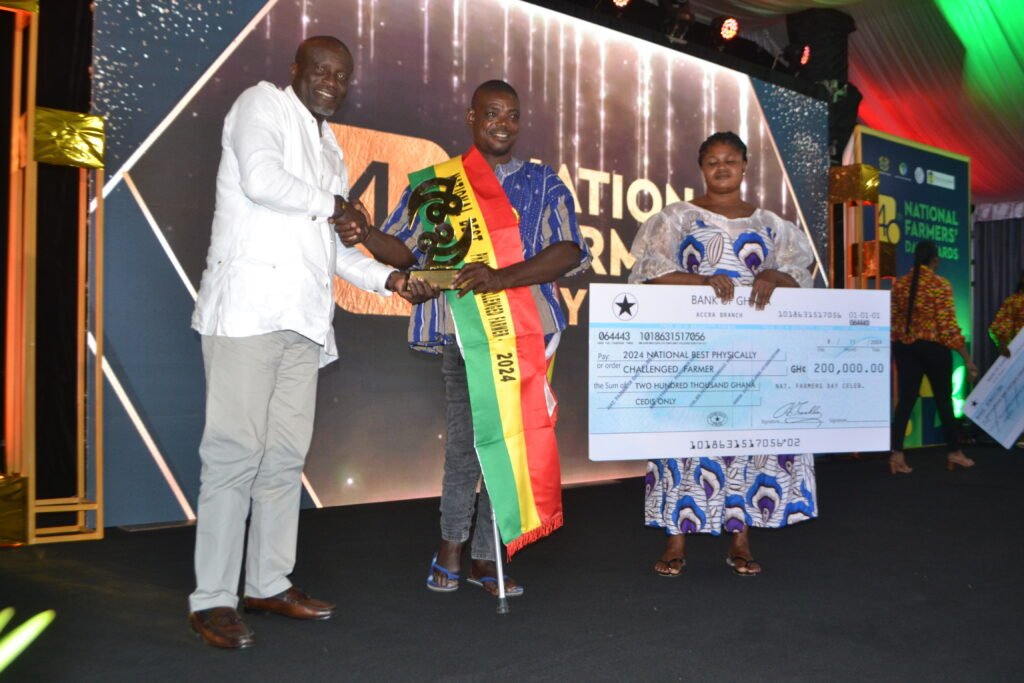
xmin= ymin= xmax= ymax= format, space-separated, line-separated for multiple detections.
xmin=381 ymin=157 xmax=591 ymax=353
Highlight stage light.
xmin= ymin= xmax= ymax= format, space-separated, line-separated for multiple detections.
xmin=611 ymin=0 xmax=632 ymax=8
xmin=786 ymin=8 xmax=855 ymax=83
xmin=660 ymin=0 xmax=694 ymax=45
xmin=781 ymin=43 xmax=812 ymax=73
xmin=800 ymin=45 xmax=811 ymax=65
xmin=710 ymin=15 xmax=740 ymax=43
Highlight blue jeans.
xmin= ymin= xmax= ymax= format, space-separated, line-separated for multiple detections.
xmin=440 ymin=345 xmax=496 ymax=562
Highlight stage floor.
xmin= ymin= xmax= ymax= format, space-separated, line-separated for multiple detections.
xmin=2 ymin=446 xmax=1023 ymax=681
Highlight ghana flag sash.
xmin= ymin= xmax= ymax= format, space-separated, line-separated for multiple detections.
xmin=408 ymin=147 xmax=562 ymax=557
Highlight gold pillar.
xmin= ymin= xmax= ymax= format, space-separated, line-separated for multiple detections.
xmin=2 ymin=2 xmax=39 ymax=545
xmin=3 ymin=3 xmax=106 ymax=544
xmin=828 ymin=163 xmax=888 ymax=289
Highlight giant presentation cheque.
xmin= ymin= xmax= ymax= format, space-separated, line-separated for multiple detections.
xmin=963 ymin=328 xmax=1024 ymax=450
xmin=589 ymin=283 xmax=891 ymax=460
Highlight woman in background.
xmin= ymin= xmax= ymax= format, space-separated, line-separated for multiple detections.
xmin=889 ymin=240 xmax=979 ymax=473
xmin=629 ymin=132 xmax=818 ymax=578
xmin=989 ymin=269 xmax=1024 ymax=358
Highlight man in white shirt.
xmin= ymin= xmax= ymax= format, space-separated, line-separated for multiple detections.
xmin=188 ymin=36 xmax=411 ymax=649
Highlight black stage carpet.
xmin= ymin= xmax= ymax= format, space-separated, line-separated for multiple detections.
xmin=2 ymin=446 xmax=1023 ymax=682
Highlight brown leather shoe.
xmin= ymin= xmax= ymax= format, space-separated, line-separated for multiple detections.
xmin=242 ymin=586 xmax=336 ymax=621
xmin=189 ymin=607 xmax=255 ymax=649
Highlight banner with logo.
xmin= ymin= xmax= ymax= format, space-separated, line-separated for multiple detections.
xmin=849 ymin=125 xmax=971 ymax=447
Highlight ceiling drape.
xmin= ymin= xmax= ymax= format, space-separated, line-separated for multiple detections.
xmin=646 ymin=0 xmax=1024 ymax=203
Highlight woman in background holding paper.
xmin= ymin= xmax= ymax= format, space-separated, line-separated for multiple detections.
xmin=628 ymin=132 xmax=818 ymax=578
xmin=889 ymin=240 xmax=979 ymax=473
xmin=989 ymin=270 xmax=1024 ymax=358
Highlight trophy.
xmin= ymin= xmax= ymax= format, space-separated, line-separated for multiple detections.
xmin=407 ymin=175 xmax=473 ymax=289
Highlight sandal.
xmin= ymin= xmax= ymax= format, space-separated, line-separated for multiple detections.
xmin=726 ymin=555 xmax=762 ymax=577
xmin=654 ymin=557 xmax=686 ymax=578
xmin=946 ymin=452 xmax=975 ymax=471
xmin=888 ymin=452 xmax=913 ymax=475
xmin=466 ymin=575 xmax=524 ymax=597
xmin=425 ymin=553 xmax=460 ymax=593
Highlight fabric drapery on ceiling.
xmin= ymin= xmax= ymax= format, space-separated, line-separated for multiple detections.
xmin=688 ymin=0 xmax=864 ymax=17
xmin=848 ymin=0 xmax=1023 ymax=204
xmin=646 ymin=0 xmax=1024 ymax=203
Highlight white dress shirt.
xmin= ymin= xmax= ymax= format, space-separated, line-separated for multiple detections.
xmin=192 ymin=82 xmax=393 ymax=366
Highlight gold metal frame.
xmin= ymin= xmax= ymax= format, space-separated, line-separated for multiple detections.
xmin=3 ymin=4 xmax=105 ymax=544
xmin=827 ymin=162 xmax=885 ymax=289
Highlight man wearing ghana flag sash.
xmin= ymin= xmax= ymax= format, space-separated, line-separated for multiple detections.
xmin=341 ymin=80 xmax=591 ymax=596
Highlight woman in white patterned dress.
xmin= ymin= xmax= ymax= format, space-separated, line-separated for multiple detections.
xmin=628 ymin=132 xmax=818 ymax=577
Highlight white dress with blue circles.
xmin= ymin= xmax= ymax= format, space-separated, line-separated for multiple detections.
xmin=629 ymin=201 xmax=819 ymax=534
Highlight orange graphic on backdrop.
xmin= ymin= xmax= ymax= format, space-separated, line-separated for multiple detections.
xmin=328 ymin=124 xmax=449 ymax=316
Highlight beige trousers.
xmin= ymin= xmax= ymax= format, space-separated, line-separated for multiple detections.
xmin=189 ymin=331 xmax=320 ymax=612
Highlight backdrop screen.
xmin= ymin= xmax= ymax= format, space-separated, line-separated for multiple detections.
xmin=94 ymin=0 xmax=828 ymax=523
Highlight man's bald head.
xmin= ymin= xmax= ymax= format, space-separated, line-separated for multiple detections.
xmin=295 ymin=36 xmax=350 ymax=65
